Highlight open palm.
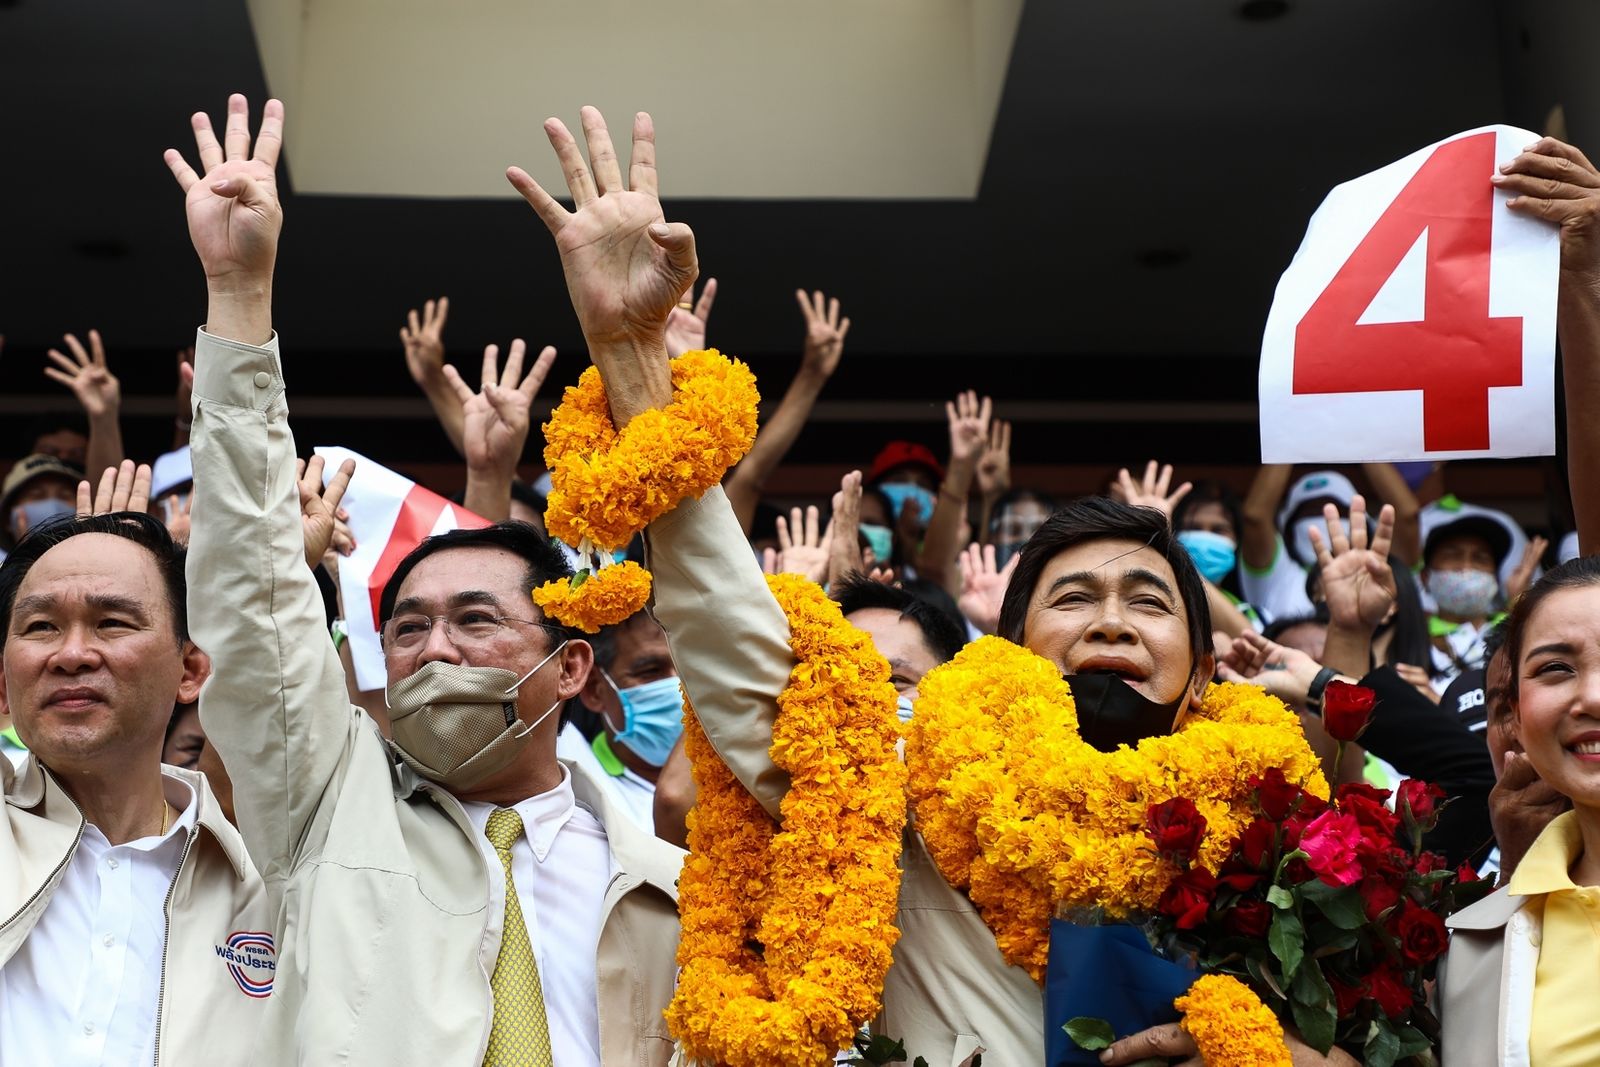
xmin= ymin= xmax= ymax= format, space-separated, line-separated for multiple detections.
xmin=509 ymin=109 xmax=695 ymax=349
xmin=164 ymin=94 xmax=283 ymax=283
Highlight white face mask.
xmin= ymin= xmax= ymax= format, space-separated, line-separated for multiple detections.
xmin=383 ymin=642 xmax=566 ymax=791
xmin=1291 ymin=516 xmax=1349 ymax=568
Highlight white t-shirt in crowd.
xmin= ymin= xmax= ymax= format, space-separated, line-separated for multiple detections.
xmin=0 ymin=778 xmax=197 ymax=1067
xmin=460 ymin=765 xmax=613 ymax=1067
xmin=1239 ymin=534 xmax=1315 ymax=625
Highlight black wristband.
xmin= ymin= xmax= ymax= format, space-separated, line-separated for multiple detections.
xmin=1306 ymin=666 xmax=1338 ymax=712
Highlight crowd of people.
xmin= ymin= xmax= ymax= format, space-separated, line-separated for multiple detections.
xmin=1 ymin=91 xmax=1599 ymax=1067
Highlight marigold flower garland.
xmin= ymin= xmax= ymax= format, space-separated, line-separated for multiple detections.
xmin=665 ymin=574 xmax=907 ymax=1067
xmin=905 ymin=635 xmax=1329 ymax=982
xmin=1176 ymin=975 xmax=1294 ymax=1067
xmin=532 ymin=349 xmax=759 ymax=631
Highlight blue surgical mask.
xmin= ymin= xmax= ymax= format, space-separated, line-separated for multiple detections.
xmin=1177 ymin=529 xmax=1237 ymax=585
xmin=896 ymin=694 xmax=915 ymax=722
xmin=878 ymin=482 xmax=936 ymax=525
xmin=11 ymin=498 xmax=75 ymax=540
xmin=860 ymin=523 xmax=894 ymax=563
xmin=605 ymin=673 xmax=685 ymax=767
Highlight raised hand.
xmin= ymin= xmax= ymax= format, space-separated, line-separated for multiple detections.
xmin=826 ymin=470 xmax=866 ymax=589
xmin=76 ymin=461 xmax=152 ymax=517
xmin=442 ymin=341 xmax=558 ymax=476
xmin=164 ymin=94 xmax=283 ymax=289
xmin=159 ymin=490 xmax=196 ymax=547
xmin=1112 ymin=460 xmax=1192 ymax=522
xmin=957 ymin=542 xmax=1017 ymax=636
xmin=975 ymin=419 xmax=1011 ymax=500
xmin=795 ymin=289 xmax=850 ymax=378
xmin=1497 ymin=138 xmax=1600 ymax=280
xmin=770 ymin=505 xmax=832 ymax=586
xmin=1218 ymin=630 xmax=1329 ymax=708
xmin=1506 ymin=534 xmax=1550 ymax=602
xmin=508 ymin=106 xmax=696 ymax=413
xmin=46 ymin=331 xmax=120 ymax=419
xmin=400 ymin=297 xmax=451 ymax=386
xmin=946 ymin=390 xmax=992 ymax=467
xmin=665 ymin=278 xmax=716 ymax=359
xmin=296 ymin=456 xmax=356 ymax=570
xmin=1310 ymin=494 xmax=1397 ymax=634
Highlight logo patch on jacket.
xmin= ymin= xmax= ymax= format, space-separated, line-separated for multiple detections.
xmin=216 ymin=930 xmax=276 ymax=998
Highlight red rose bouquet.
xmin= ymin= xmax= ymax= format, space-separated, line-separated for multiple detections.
xmin=1142 ymin=764 xmax=1490 ymax=1067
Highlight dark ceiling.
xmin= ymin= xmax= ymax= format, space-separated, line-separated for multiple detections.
xmin=0 ymin=0 xmax=1557 ymax=481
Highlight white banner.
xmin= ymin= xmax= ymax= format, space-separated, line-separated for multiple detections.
xmin=1260 ymin=125 xmax=1559 ymax=463
xmin=315 ymin=447 xmax=488 ymax=692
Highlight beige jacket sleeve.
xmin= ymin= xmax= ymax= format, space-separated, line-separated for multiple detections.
xmin=644 ymin=486 xmax=795 ymax=819
xmin=188 ymin=329 xmax=357 ymax=892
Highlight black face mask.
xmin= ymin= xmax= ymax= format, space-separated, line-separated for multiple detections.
xmin=1063 ymin=672 xmax=1188 ymax=753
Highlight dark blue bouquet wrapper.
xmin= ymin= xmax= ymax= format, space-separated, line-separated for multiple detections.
xmin=1044 ymin=919 xmax=1199 ymax=1066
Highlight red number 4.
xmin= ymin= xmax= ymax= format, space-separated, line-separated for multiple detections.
xmin=1293 ymin=132 xmax=1522 ymax=452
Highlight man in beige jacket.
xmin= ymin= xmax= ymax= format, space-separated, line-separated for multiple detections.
xmin=0 ymin=507 xmax=271 ymax=1066
xmin=173 ymin=95 xmax=689 ymax=1065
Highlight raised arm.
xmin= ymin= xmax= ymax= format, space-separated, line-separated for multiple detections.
xmin=918 ymin=390 xmax=989 ymax=592
xmin=508 ymin=106 xmax=796 ymax=817
xmin=724 ymin=289 xmax=849 ymax=532
xmin=168 ymin=93 xmax=357 ymax=890
xmin=45 ymin=329 xmax=124 ymax=478
xmin=400 ymin=297 xmax=468 ymax=456
xmin=443 ymin=338 xmax=557 ymax=522
xmin=1241 ymin=463 xmax=1293 ymax=570
xmin=1498 ymin=138 xmax=1600 ymax=552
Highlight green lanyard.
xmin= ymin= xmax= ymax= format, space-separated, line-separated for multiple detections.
xmin=0 ymin=726 xmax=23 ymax=751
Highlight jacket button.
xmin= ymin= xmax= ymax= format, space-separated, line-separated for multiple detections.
xmin=253 ymin=371 xmax=272 ymax=388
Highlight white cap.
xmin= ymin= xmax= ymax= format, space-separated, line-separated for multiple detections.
xmin=1418 ymin=495 xmax=1530 ymax=594
xmin=1276 ymin=470 xmax=1358 ymax=534
xmin=149 ymin=446 xmax=193 ymax=501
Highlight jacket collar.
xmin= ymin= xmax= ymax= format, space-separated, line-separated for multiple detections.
xmin=4 ymin=756 xmax=253 ymax=882
xmin=1445 ymin=883 xmax=1528 ymax=932
xmin=565 ymin=757 xmax=683 ymax=901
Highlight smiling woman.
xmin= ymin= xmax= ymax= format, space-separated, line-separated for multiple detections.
xmin=1441 ymin=555 xmax=1600 ymax=1064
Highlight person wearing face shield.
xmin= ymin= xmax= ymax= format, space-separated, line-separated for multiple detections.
xmin=178 ymin=97 xmax=686 ymax=1065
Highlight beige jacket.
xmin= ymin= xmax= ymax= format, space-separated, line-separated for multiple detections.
xmin=1438 ymin=885 xmax=1537 ymax=1066
xmin=0 ymin=757 xmax=272 ymax=1065
xmin=187 ymin=330 xmax=685 ymax=1066
xmin=647 ymin=488 xmax=1042 ymax=1067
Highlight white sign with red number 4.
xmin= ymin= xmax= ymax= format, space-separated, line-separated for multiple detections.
xmin=1259 ymin=125 xmax=1559 ymax=463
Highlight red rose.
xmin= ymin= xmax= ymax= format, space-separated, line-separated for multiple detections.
xmin=1359 ymin=871 xmax=1401 ymax=921
xmin=1397 ymin=779 xmax=1447 ymax=834
xmin=1392 ymin=901 xmax=1449 ymax=966
xmin=1147 ymin=797 xmax=1208 ymax=862
xmin=1366 ymin=963 xmax=1416 ymax=1018
xmin=1223 ymin=898 xmax=1273 ymax=938
xmin=1239 ymin=818 xmax=1278 ymax=870
xmin=1298 ymin=810 xmax=1365 ymax=887
xmin=1250 ymin=767 xmax=1304 ymax=821
xmin=1415 ymin=850 xmax=1445 ymax=875
xmin=1328 ymin=974 xmax=1365 ymax=1018
xmin=1456 ymin=861 xmax=1481 ymax=883
xmin=1157 ymin=868 xmax=1218 ymax=930
xmin=1322 ymin=681 xmax=1377 ymax=742
xmin=1336 ymin=782 xmax=1401 ymax=843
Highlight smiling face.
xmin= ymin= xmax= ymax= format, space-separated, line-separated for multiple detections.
xmin=1515 ymin=586 xmax=1600 ymax=810
xmin=0 ymin=533 xmax=206 ymax=776
xmin=1020 ymin=538 xmax=1210 ymax=711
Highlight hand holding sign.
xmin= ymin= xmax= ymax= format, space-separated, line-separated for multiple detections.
xmin=1261 ymin=126 xmax=1560 ymax=463
xmin=1495 ymin=138 xmax=1600 ymax=279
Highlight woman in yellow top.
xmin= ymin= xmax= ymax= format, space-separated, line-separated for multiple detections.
xmin=1441 ymin=554 xmax=1600 ymax=1065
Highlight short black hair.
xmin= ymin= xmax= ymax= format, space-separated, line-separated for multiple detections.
xmin=586 ymin=610 xmax=658 ymax=673
xmin=833 ymin=574 xmax=965 ymax=665
xmin=378 ymin=521 xmax=575 ymax=638
xmin=997 ymin=496 xmax=1211 ymax=672
xmin=0 ymin=512 xmax=188 ymax=648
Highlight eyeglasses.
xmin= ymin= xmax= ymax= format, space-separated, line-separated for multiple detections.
xmin=380 ymin=608 xmax=566 ymax=656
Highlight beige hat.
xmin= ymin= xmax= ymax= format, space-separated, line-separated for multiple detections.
xmin=0 ymin=453 xmax=85 ymax=515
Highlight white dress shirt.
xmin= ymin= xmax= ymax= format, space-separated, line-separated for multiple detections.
xmin=462 ymin=765 xmax=612 ymax=1067
xmin=0 ymin=778 xmax=197 ymax=1067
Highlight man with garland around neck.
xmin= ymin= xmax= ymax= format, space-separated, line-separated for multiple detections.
xmin=171 ymin=94 xmax=694 ymax=1065
xmin=497 ymin=107 xmax=1354 ymax=1065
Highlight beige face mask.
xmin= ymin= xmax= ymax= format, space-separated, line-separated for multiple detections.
xmin=384 ymin=643 xmax=566 ymax=792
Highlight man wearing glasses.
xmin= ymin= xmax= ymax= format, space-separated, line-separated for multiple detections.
xmin=177 ymin=95 xmax=684 ymax=1065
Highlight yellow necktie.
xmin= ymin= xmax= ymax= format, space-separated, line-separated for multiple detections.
xmin=483 ymin=807 xmax=554 ymax=1067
